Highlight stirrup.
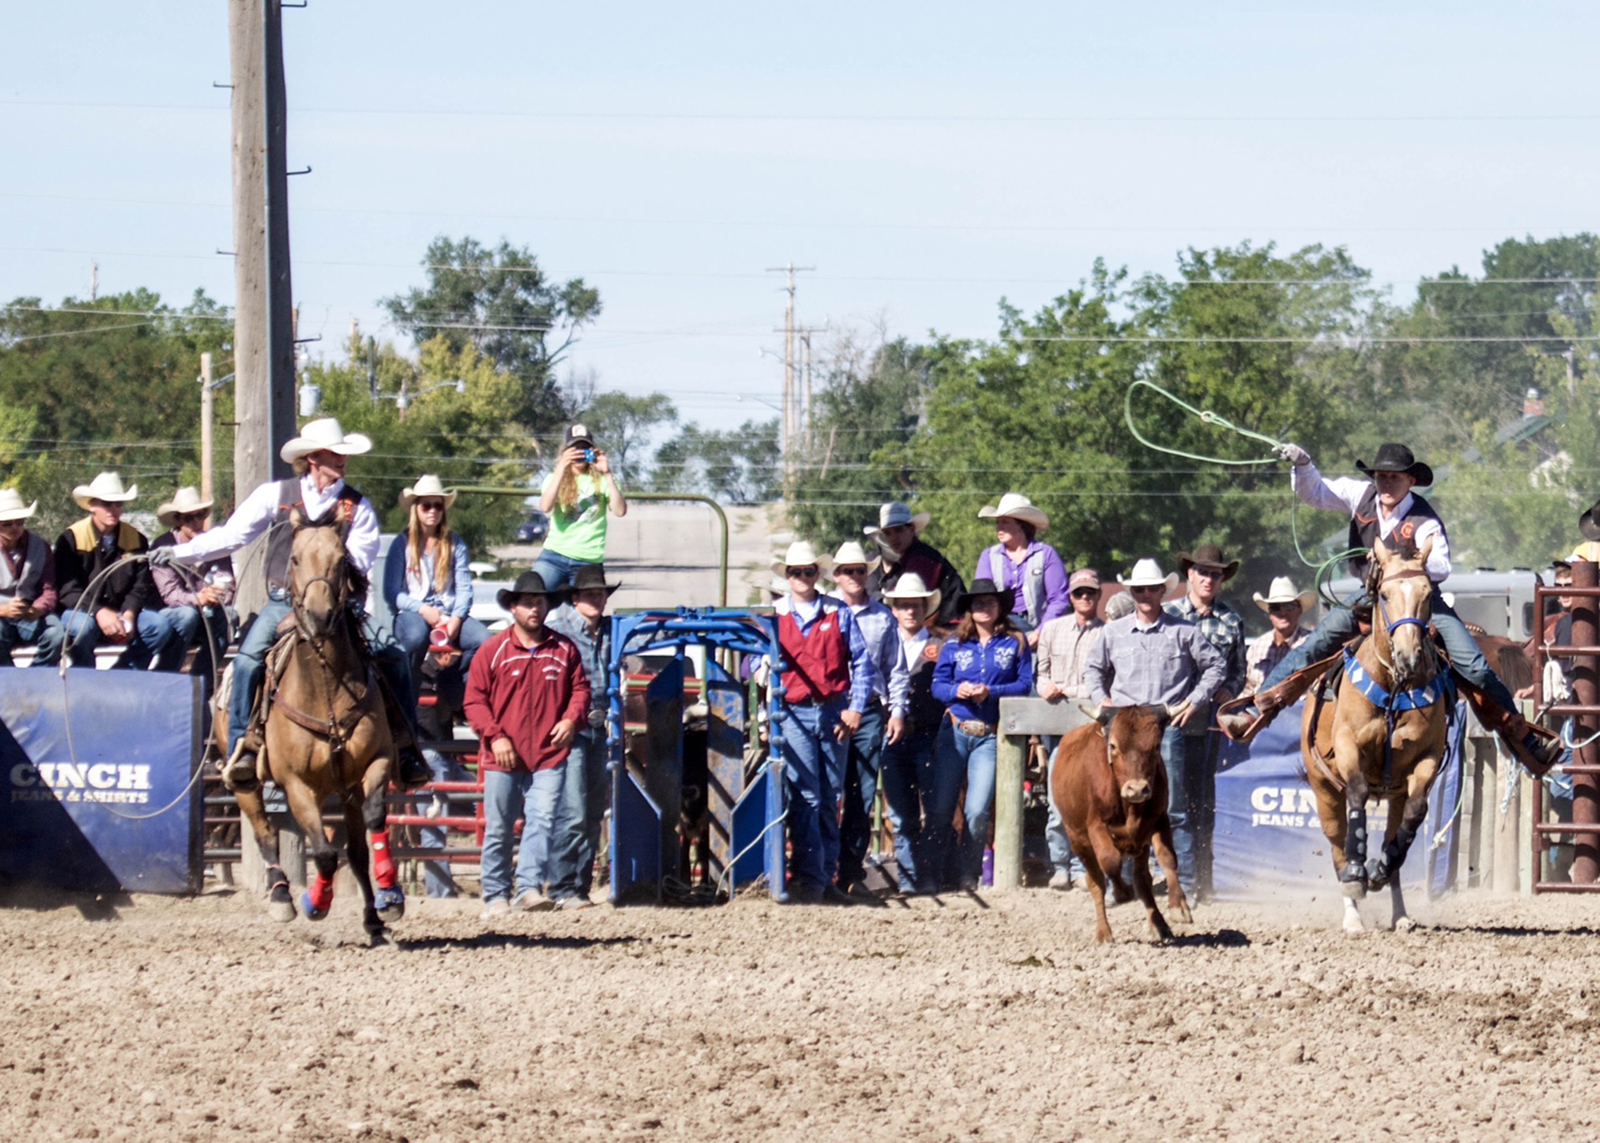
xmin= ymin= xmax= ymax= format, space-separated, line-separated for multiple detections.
xmin=221 ymin=738 xmax=261 ymax=793
xmin=1216 ymin=693 xmax=1271 ymax=743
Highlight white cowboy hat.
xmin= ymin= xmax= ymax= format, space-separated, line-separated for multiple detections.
xmin=279 ymin=417 xmax=374 ymax=464
xmin=1117 ymin=558 xmax=1179 ymax=594
xmin=72 ymin=472 xmax=138 ymax=510
xmin=863 ymin=500 xmax=930 ymax=537
xmin=1253 ymin=576 xmax=1316 ymax=613
xmin=765 ymin=575 xmax=791 ymax=598
xmin=881 ymin=570 xmax=941 ymax=617
xmin=978 ymin=492 xmax=1049 ymax=532
xmin=157 ymin=486 xmax=214 ymax=529
xmin=770 ymin=540 xmax=832 ymax=578
xmin=0 ymin=488 xmax=37 ymax=522
xmin=399 ymin=474 xmax=458 ymax=510
xmin=829 ymin=540 xmax=881 ymax=574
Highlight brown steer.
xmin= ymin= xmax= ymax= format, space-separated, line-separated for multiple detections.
xmin=1052 ymin=705 xmax=1192 ymax=944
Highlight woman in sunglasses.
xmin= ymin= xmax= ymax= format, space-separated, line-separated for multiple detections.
xmin=383 ymin=475 xmax=490 ymax=687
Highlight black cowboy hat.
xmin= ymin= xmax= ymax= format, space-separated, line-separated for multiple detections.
xmin=955 ymin=577 xmax=1016 ymax=615
xmin=1355 ymin=443 xmax=1433 ymax=488
xmin=496 ymin=570 xmax=566 ymax=610
xmin=569 ymin=564 xmax=622 ymax=595
xmin=1176 ymin=542 xmax=1240 ymax=582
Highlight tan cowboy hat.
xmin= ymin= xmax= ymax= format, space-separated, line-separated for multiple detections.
xmin=829 ymin=540 xmax=881 ymax=574
xmin=72 ymin=472 xmax=138 ymax=510
xmin=399 ymin=474 xmax=458 ymax=510
xmin=279 ymin=417 xmax=374 ymax=464
xmin=881 ymin=570 xmax=941 ymax=617
xmin=978 ymin=492 xmax=1049 ymax=532
xmin=1252 ymin=576 xmax=1316 ymax=613
xmin=863 ymin=500 xmax=930 ymax=537
xmin=1118 ymin=558 xmax=1179 ymax=594
xmin=157 ymin=486 xmax=214 ymax=529
xmin=0 ymin=488 xmax=37 ymax=522
xmin=770 ymin=540 xmax=832 ymax=578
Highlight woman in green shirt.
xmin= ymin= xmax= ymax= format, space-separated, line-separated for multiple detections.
xmin=532 ymin=423 xmax=627 ymax=589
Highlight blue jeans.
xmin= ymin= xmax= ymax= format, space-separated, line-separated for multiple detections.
xmin=1262 ymin=585 xmax=1516 ymax=711
xmin=0 ymin=614 xmax=65 ymax=667
xmin=547 ymin=729 xmax=609 ymax=900
xmin=777 ymin=699 xmax=847 ymax=893
xmin=935 ymin=720 xmax=998 ymax=887
xmin=61 ymin=607 xmax=175 ymax=670
xmin=918 ymin=721 xmax=968 ymax=892
xmin=1040 ymin=734 xmax=1086 ymax=880
xmin=879 ymin=725 xmax=938 ymax=892
xmin=419 ymin=747 xmax=469 ymax=898
xmin=393 ymin=610 xmax=490 ymax=682
xmin=530 ymin=549 xmax=595 ymax=593
xmin=161 ymin=604 xmax=230 ymax=696
xmin=1158 ymin=723 xmax=1203 ymax=890
xmin=480 ymin=764 xmax=566 ymax=903
xmin=837 ymin=701 xmax=887 ymax=886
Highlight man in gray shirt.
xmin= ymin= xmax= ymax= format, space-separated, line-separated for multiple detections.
xmin=1083 ymin=558 xmax=1226 ymax=898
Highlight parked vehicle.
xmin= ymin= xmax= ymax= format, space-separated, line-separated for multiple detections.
xmin=513 ymin=511 xmax=550 ymax=544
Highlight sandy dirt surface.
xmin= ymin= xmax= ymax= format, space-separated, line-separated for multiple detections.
xmin=1 ymin=885 xmax=1597 ymax=1142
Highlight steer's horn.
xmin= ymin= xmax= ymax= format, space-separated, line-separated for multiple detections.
xmin=1093 ymin=705 xmax=1115 ymax=727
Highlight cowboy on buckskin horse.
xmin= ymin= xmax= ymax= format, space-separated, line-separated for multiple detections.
xmin=149 ymin=417 xmax=432 ymax=792
xmin=1218 ymin=441 xmax=1564 ymax=775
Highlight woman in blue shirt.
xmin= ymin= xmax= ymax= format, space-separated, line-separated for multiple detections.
xmin=382 ymin=475 xmax=489 ymax=685
xmin=930 ymin=578 xmax=1034 ymax=891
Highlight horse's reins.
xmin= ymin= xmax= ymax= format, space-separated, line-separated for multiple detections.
xmin=1366 ymin=563 xmax=1440 ymax=789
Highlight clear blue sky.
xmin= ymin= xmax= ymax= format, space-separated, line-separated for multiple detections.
xmin=4 ymin=2 xmax=1597 ymax=431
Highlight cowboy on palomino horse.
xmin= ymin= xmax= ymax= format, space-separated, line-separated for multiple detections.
xmin=1218 ymin=441 xmax=1565 ymax=777
xmin=149 ymin=417 xmax=432 ymax=793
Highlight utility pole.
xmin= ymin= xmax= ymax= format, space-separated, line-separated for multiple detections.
xmin=796 ymin=326 xmax=826 ymax=453
xmin=200 ymin=352 xmax=215 ymax=502
xmin=89 ymin=262 xmax=98 ymax=303
xmin=765 ymin=263 xmax=813 ymax=496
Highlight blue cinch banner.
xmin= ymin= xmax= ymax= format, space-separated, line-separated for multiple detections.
xmin=1211 ymin=699 xmax=1466 ymax=901
xmin=0 ymin=670 xmax=203 ymax=894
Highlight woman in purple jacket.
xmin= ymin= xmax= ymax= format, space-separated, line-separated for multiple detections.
xmin=973 ymin=492 xmax=1069 ymax=646
xmin=930 ymin=578 xmax=1034 ymax=891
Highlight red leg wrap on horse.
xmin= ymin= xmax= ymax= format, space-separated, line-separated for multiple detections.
xmin=307 ymin=874 xmax=335 ymax=914
xmin=369 ymin=829 xmax=397 ymax=889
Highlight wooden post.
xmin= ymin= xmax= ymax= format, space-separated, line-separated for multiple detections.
xmin=1493 ymin=740 xmax=1521 ymax=894
xmin=199 ymin=352 xmax=214 ymax=503
xmin=993 ymin=733 xmax=1026 ymax=890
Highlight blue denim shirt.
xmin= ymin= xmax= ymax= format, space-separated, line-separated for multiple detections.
xmin=548 ymin=603 xmax=611 ymax=722
xmin=382 ymin=533 xmax=474 ymax=620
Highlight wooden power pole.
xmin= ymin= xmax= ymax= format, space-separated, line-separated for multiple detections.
xmin=766 ymin=263 xmax=813 ymax=495
xmin=200 ymin=352 xmax=215 ymax=503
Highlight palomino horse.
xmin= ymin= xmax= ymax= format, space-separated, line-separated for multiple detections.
xmin=1302 ymin=535 xmax=1450 ymax=933
xmin=227 ymin=514 xmax=402 ymax=944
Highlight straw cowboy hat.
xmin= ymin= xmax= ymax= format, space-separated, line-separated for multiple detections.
xmin=1252 ymin=576 xmax=1316 ymax=614
xmin=770 ymin=540 xmax=832 ymax=577
xmin=72 ymin=472 xmax=138 ymax=510
xmin=0 ymin=488 xmax=37 ymax=522
xmin=978 ymin=492 xmax=1049 ymax=532
xmin=157 ymin=486 xmax=214 ymax=529
xmin=1356 ymin=442 xmax=1434 ymax=488
xmin=863 ymin=500 xmax=930 ymax=537
xmin=954 ymin=577 xmax=1016 ymax=616
xmin=495 ymin=569 xmax=565 ymax=610
xmin=1176 ymin=542 xmax=1240 ymax=581
xmin=830 ymin=540 xmax=881 ymax=574
xmin=881 ymin=570 xmax=941 ymax=618
xmin=399 ymin=474 xmax=458 ymax=510
xmin=1556 ymin=541 xmax=1600 ymax=568
xmin=279 ymin=417 xmax=374 ymax=464
xmin=1118 ymin=558 xmax=1179 ymax=595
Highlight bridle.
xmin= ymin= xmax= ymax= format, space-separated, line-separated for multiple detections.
xmin=1369 ymin=564 xmax=1435 ymax=683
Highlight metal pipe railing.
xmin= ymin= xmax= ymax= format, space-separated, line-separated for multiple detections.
xmin=1532 ymin=567 xmax=1600 ymax=891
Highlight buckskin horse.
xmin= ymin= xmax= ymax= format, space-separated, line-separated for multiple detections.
xmin=1302 ymin=535 xmax=1450 ymax=933
xmin=224 ymin=513 xmax=403 ymax=944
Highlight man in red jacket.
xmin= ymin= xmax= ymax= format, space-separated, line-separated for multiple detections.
xmin=464 ymin=570 xmax=590 ymax=918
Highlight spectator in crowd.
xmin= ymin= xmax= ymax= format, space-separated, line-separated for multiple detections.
xmin=55 ymin=472 xmax=178 ymax=671
xmin=546 ymin=563 xmax=621 ymax=910
xmin=0 ymin=487 xmax=64 ymax=668
xmin=383 ymin=475 xmax=489 ymax=687
xmin=829 ymin=540 xmax=910 ymax=898
xmin=464 ymin=570 xmax=590 ymax=917
xmin=973 ymin=493 xmax=1070 ymax=644
xmin=866 ymin=501 xmax=965 ymax=627
xmin=414 ymin=689 xmax=469 ymax=899
xmin=1245 ymin=576 xmax=1315 ymax=693
xmin=149 ymin=487 xmax=235 ymax=698
xmin=1034 ymin=567 xmax=1105 ymax=890
xmin=878 ymin=572 xmax=946 ymax=895
xmin=931 ymin=578 xmax=1035 ymax=891
xmin=1103 ymin=590 xmax=1135 ymax=622
xmin=1163 ymin=542 xmax=1247 ymax=898
xmin=1084 ymin=558 xmax=1226 ymax=898
xmin=535 ymin=423 xmax=626 ymax=591
xmin=771 ymin=540 xmax=874 ymax=905
xmin=148 ymin=418 xmax=430 ymax=791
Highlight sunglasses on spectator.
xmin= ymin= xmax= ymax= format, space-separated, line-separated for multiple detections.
xmin=417 ymin=500 xmax=446 ymax=512
xmin=786 ymin=567 xmax=819 ymax=578
xmin=1190 ymin=566 xmax=1226 ymax=579
xmin=1071 ymin=587 xmax=1100 ymax=599
xmin=834 ymin=565 xmax=869 ymax=576
xmin=1130 ymin=584 xmax=1165 ymax=595
xmin=0 ymin=519 xmax=24 ymax=529
xmin=1268 ymin=602 xmax=1302 ymax=614
xmin=177 ymin=510 xmax=209 ymax=523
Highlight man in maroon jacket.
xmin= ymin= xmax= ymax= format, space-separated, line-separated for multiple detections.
xmin=464 ymin=570 xmax=590 ymax=918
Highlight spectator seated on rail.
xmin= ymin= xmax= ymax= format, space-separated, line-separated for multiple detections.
xmin=0 ymin=487 xmax=65 ymax=668
xmin=973 ymin=492 xmax=1070 ymax=647
xmin=150 ymin=486 xmax=235 ymax=700
xmin=382 ymin=475 xmax=489 ymax=694
xmin=55 ymin=472 xmax=180 ymax=671
xmin=534 ymin=424 xmax=627 ymax=592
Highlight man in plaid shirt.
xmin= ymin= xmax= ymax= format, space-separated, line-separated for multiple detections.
xmin=1162 ymin=542 xmax=1246 ymax=900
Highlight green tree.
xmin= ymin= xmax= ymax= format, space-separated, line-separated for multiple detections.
xmin=652 ymin=419 xmax=780 ymax=505
xmin=574 ymin=390 xmax=678 ymax=478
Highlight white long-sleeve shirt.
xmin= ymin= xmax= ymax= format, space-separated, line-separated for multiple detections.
xmin=1291 ymin=459 xmax=1451 ymax=583
xmin=167 ymin=474 xmax=382 ymax=575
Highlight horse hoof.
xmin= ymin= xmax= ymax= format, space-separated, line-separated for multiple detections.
xmin=267 ymin=898 xmax=296 ymax=923
xmin=300 ymin=891 xmax=329 ymax=922
xmin=1342 ymin=915 xmax=1366 ymax=934
xmin=365 ymin=927 xmax=392 ymax=949
xmin=1365 ymin=858 xmax=1391 ymax=890
xmin=375 ymin=886 xmax=406 ymax=921
xmin=1393 ymin=914 xmax=1418 ymax=934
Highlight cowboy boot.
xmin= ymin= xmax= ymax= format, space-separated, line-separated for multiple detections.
xmin=1457 ymin=684 xmax=1568 ymax=778
xmin=1216 ymin=670 xmax=1321 ymax=744
xmin=223 ymin=727 xmax=264 ymax=793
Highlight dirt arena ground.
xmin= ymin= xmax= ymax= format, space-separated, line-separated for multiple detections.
xmin=1 ymin=884 xmax=1597 ymax=1142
